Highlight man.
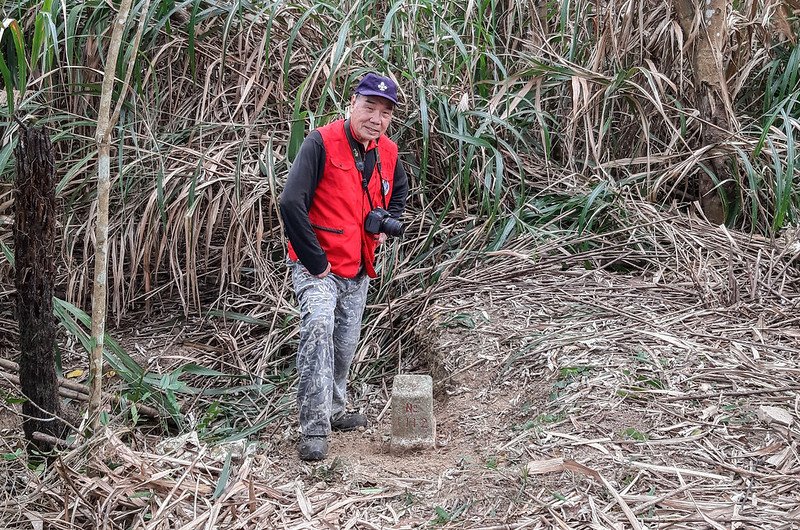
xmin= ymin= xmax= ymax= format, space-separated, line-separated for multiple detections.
xmin=279 ymin=72 xmax=409 ymax=461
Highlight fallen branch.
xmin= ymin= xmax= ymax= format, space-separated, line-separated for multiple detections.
xmin=1 ymin=369 xmax=92 ymax=402
xmin=32 ymin=431 xmax=76 ymax=449
xmin=0 ymin=358 xmax=162 ymax=419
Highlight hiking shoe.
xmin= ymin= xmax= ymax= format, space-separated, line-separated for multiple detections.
xmin=330 ymin=412 xmax=367 ymax=432
xmin=298 ymin=435 xmax=328 ymax=461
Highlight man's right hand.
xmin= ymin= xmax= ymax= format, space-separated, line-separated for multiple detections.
xmin=314 ymin=262 xmax=331 ymax=279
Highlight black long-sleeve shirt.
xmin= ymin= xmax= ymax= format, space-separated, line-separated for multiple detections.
xmin=279 ymin=124 xmax=409 ymax=275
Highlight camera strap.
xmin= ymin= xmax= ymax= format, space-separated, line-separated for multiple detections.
xmin=374 ymin=148 xmax=388 ymax=209
xmin=344 ymin=121 xmax=387 ymax=210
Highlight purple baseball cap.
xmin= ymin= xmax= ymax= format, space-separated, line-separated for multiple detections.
xmin=354 ymin=72 xmax=398 ymax=104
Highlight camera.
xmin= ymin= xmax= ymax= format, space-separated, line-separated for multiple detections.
xmin=364 ymin=207 xmax=403 ymax=237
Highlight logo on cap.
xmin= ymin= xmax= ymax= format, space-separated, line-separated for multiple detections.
xmin=378 ymin=82 xmax=387 ymax=92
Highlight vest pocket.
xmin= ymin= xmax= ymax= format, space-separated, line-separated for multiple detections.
xmin=330 ymin=157 xmax=355 ymax=171
xmin=311 ymin=223 xmax=344 ymax=234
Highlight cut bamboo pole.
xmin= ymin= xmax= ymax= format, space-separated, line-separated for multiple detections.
xmin=0 ymin=358 xmax=161 ymax=419
xmin=89 ymin=0 xmax=135 ymax=433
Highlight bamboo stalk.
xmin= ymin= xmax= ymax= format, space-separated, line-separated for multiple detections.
xmin=89 ymin=0 xmax=135 ymax=433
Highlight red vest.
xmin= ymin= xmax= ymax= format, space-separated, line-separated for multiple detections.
xmin=287 ymin=120 xmax=398 ymax=278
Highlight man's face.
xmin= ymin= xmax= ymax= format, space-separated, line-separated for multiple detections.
xmin=349 ymin=94 xmax=394 ymax=144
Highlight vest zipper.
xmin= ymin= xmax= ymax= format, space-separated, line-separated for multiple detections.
xmin=311 ymin=223 xmax=344 ymax=234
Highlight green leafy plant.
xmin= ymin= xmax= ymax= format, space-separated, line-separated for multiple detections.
xmin=430 ymin=503 xmax=469 ymax=526
xmin=620 ymin=427 xmax=647 ymax=441
xmin=2 ymin=448 xmax=23 ymax=461
xmin=431 ymin=506 xmax=451 ymax=525
xmin=312 ymin=456 xmax=344 ymax=484
xmin=549 ymin=365 xmax=592 ymax=401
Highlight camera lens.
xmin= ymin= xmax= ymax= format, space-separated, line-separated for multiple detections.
xmin=381 ymin=217 xmax=404 ymax=237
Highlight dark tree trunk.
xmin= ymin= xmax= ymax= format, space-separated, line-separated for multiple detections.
xmin=697 ymin=84 xmax=731 ymax=224
xmin=13 ymin=126 xmax=64 ymax=450
xmin=673 ymin=0 xmax=734 ymax=225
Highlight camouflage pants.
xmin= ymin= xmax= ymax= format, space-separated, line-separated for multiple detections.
xmin=291 ymin=262 xmax=369 ymax=436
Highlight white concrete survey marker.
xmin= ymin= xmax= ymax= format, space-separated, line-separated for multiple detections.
xmin=390 ymin=374 xmax=436 ymax=455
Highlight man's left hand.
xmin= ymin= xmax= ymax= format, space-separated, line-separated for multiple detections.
xmin=375 ymin=233 xmax=387 ymax=244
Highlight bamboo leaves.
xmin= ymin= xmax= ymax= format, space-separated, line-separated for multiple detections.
xmin=0 ymin=18 xmax=26 ymax=116
xmin=30 ymin=0 xmax=59 ymax=76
